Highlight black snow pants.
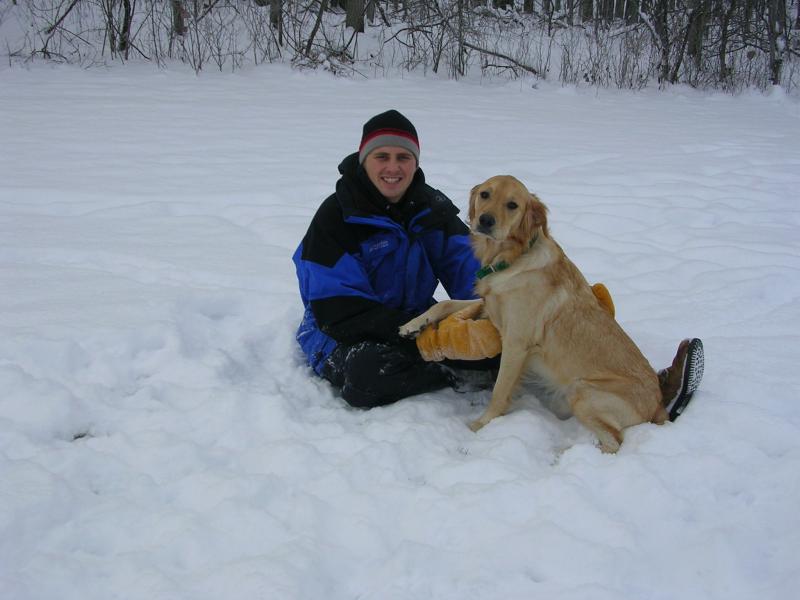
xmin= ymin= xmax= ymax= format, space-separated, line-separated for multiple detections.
xmin=321 ymin=339 xmax=499 ymax=409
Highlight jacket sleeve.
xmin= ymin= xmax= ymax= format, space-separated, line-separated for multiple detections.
xmin=295 ymin=206 xmax=413 ymax=345
xmin=313 ymin=296 xmax=413 ymax=345
xmin=422 ymin=192 xmax=481 ymax=301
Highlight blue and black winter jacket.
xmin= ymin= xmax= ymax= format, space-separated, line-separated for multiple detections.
xmin=293 ymin=153 xmax=480 ymax=374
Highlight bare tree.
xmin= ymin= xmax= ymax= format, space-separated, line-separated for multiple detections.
xmin=346 ymin=0 xmax=365 ymax=32
xmin=5 ymin=0 xmax=798 ymax=91
xmin=172 ymin=0 xmax=187 ymax=37
xmin=767 ymin=0 xmax=787 ymax=84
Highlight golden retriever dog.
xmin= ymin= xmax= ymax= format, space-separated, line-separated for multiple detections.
xmin=400 ymin=175 xmax=667 ymax=453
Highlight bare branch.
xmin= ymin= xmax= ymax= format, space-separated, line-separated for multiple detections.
xmin=45 ymin=0 xmax=82 ymax=35
xmin=462 ymin=41 xmax=540 ymax=76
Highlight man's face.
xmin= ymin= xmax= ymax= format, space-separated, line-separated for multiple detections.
xmin=362 ymin=146 xmax=417 ymax=204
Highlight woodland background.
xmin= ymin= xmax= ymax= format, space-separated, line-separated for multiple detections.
xmin=3 ymin=0 xmax=799 ymax=93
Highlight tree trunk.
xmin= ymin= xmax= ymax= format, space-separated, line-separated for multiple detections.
xmin=346 ymin=0 xmax=365 ymax=33
xmin=270 ymin=0 xmax=283 ymax=46
xmin=718 ymin=0 xmax=736 ymax=85
xmin=103 ymin=0 xmax=117 ymax=54
xmin=581 ymin=0 xmax=593 ymax=22
xmin=456 ymin=0 xmax=466 ymax=77
xmin=118 ymin=0 xmax=133 ymax=57
xmin=795 ymin=0 xmax=800 ymax=30
xmin=653 ymin=0 xmax=672 ymax=83
xmin=767 ymin=0 xmax=786 ymax=85
xmin=172 ymin=0 xmax=187 ymax=37
xmin=686 ymin=0 xmax=707 ymax=70
xmin=670 ymin=13 xmax=691 ymax=82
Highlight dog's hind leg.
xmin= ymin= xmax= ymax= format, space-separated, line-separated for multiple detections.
xmin=570 ymin=389 xmax=625 ymax=453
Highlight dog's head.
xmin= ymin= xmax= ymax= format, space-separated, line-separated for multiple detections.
xmin=468 ymin=175 xmax=548 ymax=244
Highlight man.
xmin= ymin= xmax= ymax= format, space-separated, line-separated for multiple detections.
xmin=293 ymin=110 xmax=703 ymax=420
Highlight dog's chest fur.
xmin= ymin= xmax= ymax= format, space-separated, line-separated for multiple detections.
xmin=475 ymin=239 xmax=565 ymax=340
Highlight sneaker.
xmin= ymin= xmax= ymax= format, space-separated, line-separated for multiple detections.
xmin=659 ymin=338 xmax=704 ymax=421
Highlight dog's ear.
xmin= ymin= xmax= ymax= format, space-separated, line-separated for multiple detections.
xmin=468 ymin=185 xmax=480 ymax=224
xmin=521 ymin=193 xmax=549 ymax=240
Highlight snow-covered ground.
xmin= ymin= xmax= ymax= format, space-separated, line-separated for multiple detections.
xmin=1 ymin=63 xmax=799 ymax=600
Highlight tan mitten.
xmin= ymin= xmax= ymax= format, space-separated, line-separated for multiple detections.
xmin=415 ymin=307 xmax=502 ymax=362
xmin=591 ymin=282 xmax=615 ymax=317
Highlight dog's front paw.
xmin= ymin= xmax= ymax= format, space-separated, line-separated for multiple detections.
xmin=468 ymin=419 xmax=486 ymax=433
xmin=399 ymin=316 xmax=430 ymax=338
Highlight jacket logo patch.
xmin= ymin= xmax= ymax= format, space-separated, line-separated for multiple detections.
xmin=367 ymin=239 xmax=391 ymax=254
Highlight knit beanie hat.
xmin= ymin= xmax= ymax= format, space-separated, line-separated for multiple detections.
xmin=358 ymin=110 xmax=420 ymax=165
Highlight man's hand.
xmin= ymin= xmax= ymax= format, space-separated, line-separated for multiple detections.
xmin=415 ymin=306 xmax=501 ymax=362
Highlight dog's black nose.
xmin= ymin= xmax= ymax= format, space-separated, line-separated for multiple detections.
xmin=478 ymin=213 xmax=495 ymax=230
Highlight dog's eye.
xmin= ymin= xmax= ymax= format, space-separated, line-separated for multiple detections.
xmin=480 ymin=191 xmax=489 ymax=199
xmin=506 ymin=201 xmax=518 ymax=210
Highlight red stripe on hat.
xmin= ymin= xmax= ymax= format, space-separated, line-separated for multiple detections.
xmin=359 ymin=128 xmax=420 ymax=152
